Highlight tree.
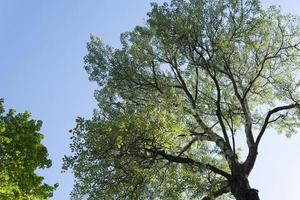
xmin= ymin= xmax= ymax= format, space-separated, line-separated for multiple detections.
xmin=0 ymin=99 xmax=57 ymax=199
xmin=63 ymin=0 xmax=300 ymax=199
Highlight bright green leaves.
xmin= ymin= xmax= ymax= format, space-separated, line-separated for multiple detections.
xmin=0 ymin=99 xmax=56 ymax=199
xmin=64 ymin=104 xmax=228 ymax=199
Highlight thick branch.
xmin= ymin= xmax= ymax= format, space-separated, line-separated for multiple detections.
xmin=147 ymin=149 xmax=232 ymax=179
xmin=223 ymin=63 xmax=255 ymax=149
xmin=210 ymin=71 xmax=232 ymax=152
xmin=189 ymin=44 xmax=235 ymax=163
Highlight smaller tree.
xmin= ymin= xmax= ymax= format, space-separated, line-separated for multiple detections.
xmin=0 ymin=98 xmax=57 ymax=199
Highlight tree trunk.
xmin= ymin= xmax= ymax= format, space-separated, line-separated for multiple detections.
xmin=245 ymin=189 xmax=260 ymax=200
xmin=232 ymin=188 xmax=260 ymax=200
xmin=230 ymin=174 xmax=260 ymax=200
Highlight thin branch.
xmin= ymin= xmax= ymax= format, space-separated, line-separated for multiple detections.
xmin=178 ymin=136 xmax=199 ymax=156
xmin=255 ymin=103 xmax=299 ymax=146
xmin=195 ymin=66 xmax=199 ymax=101
xmin=243 ymin=103 xmax=300 ymax=174
xmin=201 ymin=184 xmax=231 ymax=200
xmin=150 ymin=60 xmax=164 ymax=94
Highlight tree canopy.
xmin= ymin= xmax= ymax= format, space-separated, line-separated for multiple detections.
xmin=0 ymin=99 xmax=57 ymax=199
xmin=64 ymin=0 xmax=300 ymax=199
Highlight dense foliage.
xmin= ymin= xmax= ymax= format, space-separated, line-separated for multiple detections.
xmin=0 ymin=99 xmax=57 ymax=199
xmin=64 ymin=0 xmax=300 ymax=199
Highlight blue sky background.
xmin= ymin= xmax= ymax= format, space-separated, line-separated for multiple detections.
xmin=0 ymin=0 xmax=300 ymax=199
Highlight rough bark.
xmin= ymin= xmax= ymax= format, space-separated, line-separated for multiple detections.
xmin=232 ymin=187 xmax=260 ymax=200
xmin=229 ymin=174 xmax=260 ymax=200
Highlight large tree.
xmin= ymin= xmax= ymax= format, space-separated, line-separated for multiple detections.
xmin=64 ymin=0 xmax=300 ymax=199
xmin=0 ymin=99 xmax=57 ymax=199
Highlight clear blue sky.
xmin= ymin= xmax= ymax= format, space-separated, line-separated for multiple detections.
xmin=0 ymin=1 xmax=299 ymax=199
